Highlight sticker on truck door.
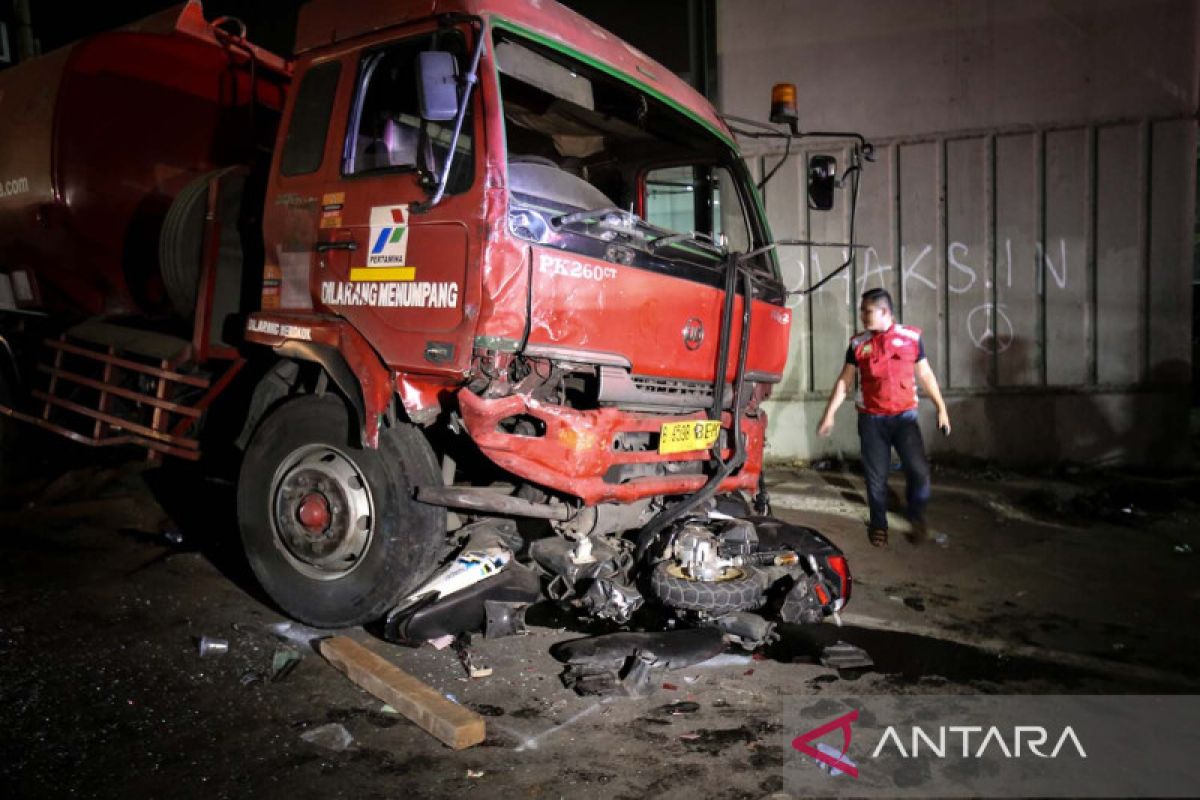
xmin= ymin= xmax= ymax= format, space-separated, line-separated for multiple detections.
xmin=351 ymin=204 xmax=412 ymax=281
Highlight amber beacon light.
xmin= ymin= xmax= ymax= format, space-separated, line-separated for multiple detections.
xmin=769 ymin=83 xmax=798 ymax=126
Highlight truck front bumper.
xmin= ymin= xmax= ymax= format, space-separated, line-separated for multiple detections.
xmin=457 ymin=390 xmax=765 ymax=505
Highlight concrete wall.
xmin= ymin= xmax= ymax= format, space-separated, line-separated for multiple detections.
xmin=718 ymin=0 xmax=1198 ymax=467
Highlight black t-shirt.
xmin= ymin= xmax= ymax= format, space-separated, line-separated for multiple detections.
xmin=845 ymin=336 xmax=926 ymax=366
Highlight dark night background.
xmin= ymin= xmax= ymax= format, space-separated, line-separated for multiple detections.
xmin=8 ymin=1 xmax=708 ymax=92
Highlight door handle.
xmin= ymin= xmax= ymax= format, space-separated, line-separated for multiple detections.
xmin=314 ymin=240 xmax=358 ymax=252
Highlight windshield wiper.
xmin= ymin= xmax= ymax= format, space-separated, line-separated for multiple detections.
xmin=551 ymin=206 xmax=641 ymax=231
xmin=648 ymin=231 xmax=727 ymax=259
xmin=551 ymin=206 xmax=729 ymax=263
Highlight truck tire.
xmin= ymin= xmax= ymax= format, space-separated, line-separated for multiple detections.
xmin=237 ymin=394 xmax=445 ymax=628
xmin=648 ymin=561 xmax=763 ymax=616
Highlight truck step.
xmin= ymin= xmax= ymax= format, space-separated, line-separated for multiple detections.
xmin=65 ymin=320 xmax=194 ymax=364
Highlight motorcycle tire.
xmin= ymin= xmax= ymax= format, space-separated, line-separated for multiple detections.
xmin=649 ymin=561 xmax=763 ymax=616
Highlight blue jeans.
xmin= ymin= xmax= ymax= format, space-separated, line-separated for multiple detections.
xmin=857 ymin=408 xmax=930 ymax=530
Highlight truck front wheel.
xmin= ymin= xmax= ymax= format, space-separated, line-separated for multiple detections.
xmin=237 ymin=394 xmax=445 ymax=627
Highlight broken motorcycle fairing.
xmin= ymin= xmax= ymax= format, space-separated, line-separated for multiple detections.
xmin=383 ymin=520 xmax=540 ymax=644
xmin=382 ymin=503 xmax=851 ymax=651
xmin=551 ymin=627 xmax=726 ymax=697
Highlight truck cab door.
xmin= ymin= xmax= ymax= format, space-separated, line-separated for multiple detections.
xmin=315 ymin=28 xmax=481 ymax=377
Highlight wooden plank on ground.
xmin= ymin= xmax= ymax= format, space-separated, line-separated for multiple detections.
xmin=318 ymin=636 xmax=485 ymax=750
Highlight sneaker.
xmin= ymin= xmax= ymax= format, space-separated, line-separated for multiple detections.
xmin=868 ymin=527 xmax=888 ymax=547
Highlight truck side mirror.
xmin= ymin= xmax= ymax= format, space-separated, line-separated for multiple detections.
xmin=417 ymin=51 xmax=459 ymax=121
xmin=808 ymin=154 xmax=837 ymax=211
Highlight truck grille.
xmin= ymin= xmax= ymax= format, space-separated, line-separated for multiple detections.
xmin=597 ymin=366 xmax=728 ymax=411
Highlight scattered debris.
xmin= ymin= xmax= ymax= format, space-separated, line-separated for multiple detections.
xmin=903 ymin=597 xmax=926 ymax=612
xmin=661 ymin=682 xmax=678 ymax=691
xmin=679 ymin=732 xmax=701 ymax=741
xmin=300 ymin=722 xmax=354 ymax=752
xmin=239 ymin=670 xmax=261 ymax=687
xmin=452 ymin=634 xmax=492 ymax=679
xmin=466 ymin=769 xmax=485 ymax=779
xmin=655 ymin=701 xmax=700 ymax=715
xmin=1174 ymin=544 xmax=1193 ymax=555
xmin=196 ymin=636 xmax=228 ymax=657
xmin=691 ymin=653 xmax=754 ymax=669
xmin=318 ymin=636 xmax=485 ymax=750
xmin=819 ymin=641 xmax=874 ymax=670
xmin=267 ymin=621 xmax=326 ymax=650
xmin=714 ymin=611 xmax=778 ymax=651
xmin=269 ymin=647 xmax=303 ymax=682
xmin=934 ymin=532 xmax=949 ymax=546
xmin=429 ymin=634 xmax=455 ymax=650
xmin=380 ymin=704 xmax=399 ymax=715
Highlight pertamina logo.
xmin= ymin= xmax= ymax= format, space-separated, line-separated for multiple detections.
xmin=370 ymin=206 xmax=408 ymax=263
xmin=350 ymin=204 xmax=413 ymax=282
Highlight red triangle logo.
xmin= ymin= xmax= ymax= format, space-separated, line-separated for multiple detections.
xmin=791 ymin=709 xmax=859 ymax=778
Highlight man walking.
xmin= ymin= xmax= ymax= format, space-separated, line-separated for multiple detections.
xmin=816 ymin=289 xmax=951 ymax=546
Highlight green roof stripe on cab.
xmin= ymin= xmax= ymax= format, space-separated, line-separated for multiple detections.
xmin=489 ymin=17 xmax=736 ymax=151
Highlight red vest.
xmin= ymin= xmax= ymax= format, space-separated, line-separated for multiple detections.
xmin=851 ymin=324 xmax=922 ymax=415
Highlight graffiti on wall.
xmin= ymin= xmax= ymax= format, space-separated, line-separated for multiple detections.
xmin=782 ymin=237 xmax=1071 ymax=353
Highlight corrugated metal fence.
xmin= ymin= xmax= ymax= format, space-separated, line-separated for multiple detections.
xmin=753 ymin=115 xmax=1194 ymax=402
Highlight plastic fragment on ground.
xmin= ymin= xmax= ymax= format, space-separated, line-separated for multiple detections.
xmin=300 ymin=722 xmax=354 ymax=752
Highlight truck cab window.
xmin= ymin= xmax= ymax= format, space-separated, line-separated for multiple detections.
xmin=280 ymin=61 xmax=342 ymax=177
xmin=494 ymin=30 xmax=780 ymax=295
xmin=343 ymin=33 xmax=473 ymax=194
xmin=644 ymin=165 xmax=752 ymax=254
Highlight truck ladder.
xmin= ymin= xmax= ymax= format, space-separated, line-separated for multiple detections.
xmin=0 ymin=321 xmax=243 ymax=461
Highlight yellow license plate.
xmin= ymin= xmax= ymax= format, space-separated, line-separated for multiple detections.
xmin=658 ymin=419 xmax=721 ymax=455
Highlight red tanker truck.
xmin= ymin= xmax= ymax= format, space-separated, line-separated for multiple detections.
xmin=0 ymin=0 xmax=854 ymax=648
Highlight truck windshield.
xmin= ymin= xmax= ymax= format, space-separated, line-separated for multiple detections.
xmin=494 ymin=31 xmax=781 ymax=299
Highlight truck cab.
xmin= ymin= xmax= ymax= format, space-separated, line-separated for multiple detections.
xmin=248 ymin=0 xmax=791 ymax=512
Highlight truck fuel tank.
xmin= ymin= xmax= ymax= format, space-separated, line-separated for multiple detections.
xmin=0 ymin=2 xmax=288 ymax=318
